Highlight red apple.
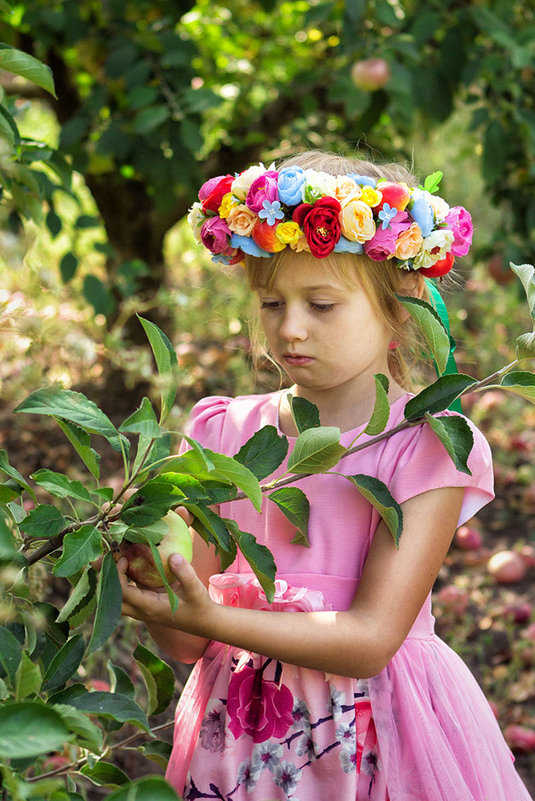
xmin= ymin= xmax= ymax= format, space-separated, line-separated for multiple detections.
xmin=487 ymin=550 xmax=527 ymax=584
xmin=487 ymin=254 xmax=514 ymax=285
xmin=121 ymin=510 xmax=193 ymax=588
xmin=375 ymin=181 xmax=411 ymax=213
xmin=504 ymin=601 xmax=532 ymax=624
xmin=436 ymin=585 xmax=470 ymax=616
xmin=454 ymin=525 xmax=484 ymax=551
xmin=86 ymin=679 xmax=111 ymax=692
xmin=504 ymin=725 xmax=535 ymax=753
xmin=351 ymin=58 xmax=391 ymax=91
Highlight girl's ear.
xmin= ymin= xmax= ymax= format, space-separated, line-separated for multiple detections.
xmin=397 ymin=272 xmax=426 ymax=322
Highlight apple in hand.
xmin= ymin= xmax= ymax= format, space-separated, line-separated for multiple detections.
xmin=120 ymin=510 xmax=193 ymax=588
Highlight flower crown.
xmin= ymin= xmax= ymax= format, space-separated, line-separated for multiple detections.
xmin=188 ymin=163 xmax=473 ymax=278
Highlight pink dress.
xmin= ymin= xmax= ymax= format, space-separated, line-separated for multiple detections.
xmin=165 ymin=391 xmax=533 ymax=801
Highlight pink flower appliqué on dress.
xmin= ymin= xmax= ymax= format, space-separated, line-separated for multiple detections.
xmin=227 ymin=662 xmax=294 ymax=743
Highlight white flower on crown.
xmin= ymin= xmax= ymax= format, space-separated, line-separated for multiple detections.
xmin=304 ymin=169 xmax=337 ymax=198
xmin=413 ymin=229 xmax=454 ymax=269
xmin=232 ymin=163 xmax=270 ymax=201
xmin=427 ymin=192 xmax=450 ymax=222
xmin=187 ymin=202 xmax=205 ymax=242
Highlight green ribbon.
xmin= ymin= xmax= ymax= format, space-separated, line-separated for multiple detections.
xmin=425 ymin=278 xmax=463 ymax=413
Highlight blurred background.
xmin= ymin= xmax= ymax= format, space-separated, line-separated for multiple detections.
xmin=1 ymin=0 xmax=534 ymax=792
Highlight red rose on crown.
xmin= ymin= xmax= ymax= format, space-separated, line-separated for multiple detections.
xmin=293 ymin=197 xmax=342 ymax=257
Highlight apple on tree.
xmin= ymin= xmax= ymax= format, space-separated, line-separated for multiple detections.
xmin=120 ymin=510 xmax=193 ymax=589
xmin=350 ymin=58 xmax=391 ymax=91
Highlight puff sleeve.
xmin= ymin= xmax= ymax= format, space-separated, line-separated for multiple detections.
xmin=179 ymin=396 xmax=232 ymax=455
xmin=380 ymin=411 xmax=495 ymax=527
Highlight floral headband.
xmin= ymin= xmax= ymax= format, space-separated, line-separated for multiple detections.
xmin=187 ymin=163 xmax=473 ymax=278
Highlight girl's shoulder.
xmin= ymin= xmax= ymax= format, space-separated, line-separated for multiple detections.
xmin=381 ymin=398 xmax=494 ymax=526
xmin=184 ymin=392 xmax=281 ymax=452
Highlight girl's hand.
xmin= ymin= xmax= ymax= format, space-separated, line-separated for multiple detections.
xmin=118 ymin=553 xmax=213 ymax=633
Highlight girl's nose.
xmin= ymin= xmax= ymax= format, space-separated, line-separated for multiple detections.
xmin=279 ymin=306 xmax=308 ymax=342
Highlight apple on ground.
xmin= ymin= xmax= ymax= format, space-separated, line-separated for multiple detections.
xmin=121 ymin=510 xmax=193 ymax=588
xmin=487 ymin=550 xmax=527 ymax=584
xmin=454 ymin=525 xmax=483 ymax=551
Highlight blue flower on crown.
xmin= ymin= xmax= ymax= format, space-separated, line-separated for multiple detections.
xmin=378 ymin=203 xmax=398 ymax=230
xmin=258 ymin=199 xmax=284 ymax=227
xmin=410 ymin=190 xmax=434 ymax=237
xmin=349 ymin=173 xmax=377 ymax=188
xmin=277 ymin=166 xmax=306 ymax=206
xmin=230 ymin=233 xmax=272 ymax=257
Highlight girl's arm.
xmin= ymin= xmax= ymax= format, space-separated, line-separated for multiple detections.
xmin=120 ymin=485 xmax=464 ymax=677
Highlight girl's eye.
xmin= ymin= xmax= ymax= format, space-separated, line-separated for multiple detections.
xmin=311 ymin=303 xmax=335 ymax=312
xmin=260 ymin=300 xmax=282 ymax=310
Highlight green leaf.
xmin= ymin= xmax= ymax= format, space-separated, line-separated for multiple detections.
xmin=60 ymin=251 xmax=78 ymax=283
xmin=268 ymin=487 xmax=310 ymax=547
xmin=0 ymin=44 xmax=56 ymax=97
xmin=53 ymin=525 xmax=103 ymax=578
xmin=482 ymin=119 xmax=508 ymax=184
xmin=425 ymin=413 xmax=473 ymax=475
xmin=233 ymin=425 xmax=288 ymax=480
xmin=55 ymin=418 xmax=101 ymax=479
xmin=287 ymin=427 xmax=346 ymax=474
xmin=204 ymin=450 xmax=262 ymax=511
xmin=0 ymin=449 xmax=37 ymax=502
xmin=185 ymin=503 xmax=231 ymax=552
xmin=52 ymin=703 xmax=103 ymax=753
xmin=106 ymin=776 xmax=182 ymax=801
xmin=139 ymin=739 xmax=173 ymax=769
xmin=133 ymin=644 xmax=175 ymax=716
xmin=15 ymin=651 xmax=42 ymax=699
xmin=404 ymin=374 xmax=477 ymax=420
xmin=20 ymin=504 xmax=66 ymax=538
xmin=88 ymin=553 xmax=123 ymax=653
xmin=509 ymin=262 xmax=535 ymax=321
xmin=121 ymin=473 xmax=208 ymax=527
xmin=80 ymin=760 xmax=130 ymax=787
xmin=0 ymin=627 xmax=22 ymax=683
xmin=137 ymin=316 xmax=178 ymax=424
xmin=226 ymin=521 xmax=276 ymax=602
xmin=0 ymin=702 xmax=70 ymax=759
xmin=365 ymin=374 xmax=391 ymax=435
xmin=31 ymin=469 xmax=93 ymax=504
xmin=516 ymin=332 xmax=535 ymax=360
xmin=0 ymin=104 xmax=20 ymax=148
xmin=42 ymin=634 xmax=85 ymax=691
xmin=397 ymin=295 xmax=450 ymax=375
xmin=346 ymin=474 xmax=403 ymax=547
xmin=108 ymin=661 xmax=136 ymax=699
xmin=56 ymin=565 xmax=98 ymax=627
xmin=289 ymin=394 xmax=321 ymax=432
xmin=70 ymin=691 xmax=150 ymax=731
xmin=15 ymin=387 xmax=129 ymax=455
xmin=0 ymin=482 xmax=21 ymax=503
xmin=499 ymin=370 xmax=535 ymax=403
xmin=423 ymin=170 xmax=443 ymax=193
xmin=120 ymin=397 xmax=161 ymax=438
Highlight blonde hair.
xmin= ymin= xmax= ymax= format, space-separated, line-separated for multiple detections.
xmin=244 ymin=150 xmax=434 ymax=390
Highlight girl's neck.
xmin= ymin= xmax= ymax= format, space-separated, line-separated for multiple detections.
xmin=278 ymin=380 xmax=408 ymax=436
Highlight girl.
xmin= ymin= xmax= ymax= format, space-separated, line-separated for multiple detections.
xmin=119 ymin=151 xmax=533 ymax=800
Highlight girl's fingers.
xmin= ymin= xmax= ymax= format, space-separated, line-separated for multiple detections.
xmin=175 ymin=506 xmax=194 ymax=526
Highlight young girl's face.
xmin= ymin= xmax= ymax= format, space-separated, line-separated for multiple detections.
xmin=256 ymin=252 xmax=393 ymax=400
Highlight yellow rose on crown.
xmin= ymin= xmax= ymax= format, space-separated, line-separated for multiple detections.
xmin=219 ymin=192 xmax=239 ymax=219
xmin=360 ymin=186 xmax=383 ymax=208
xmin=339 ymin=199 xmax=376 ymax=243
xmin=276 ymin=221 xmax=302 ymax=247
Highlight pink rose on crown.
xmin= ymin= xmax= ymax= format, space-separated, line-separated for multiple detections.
xmin=364 ymin=210 xmax=411 ymax=261
xmin=200 ymin=216 xmax=232 ymax=254
xmin=227 ymin=663 xmax=294 ymax=743
xmin=246 ymin=170 xmax=280 ymax=214
xmin=445 ymin=206 xmax=473 ymax=256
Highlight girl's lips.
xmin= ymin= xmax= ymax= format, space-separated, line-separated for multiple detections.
xmin=283 ymin=353 xmax=314 ymax=366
